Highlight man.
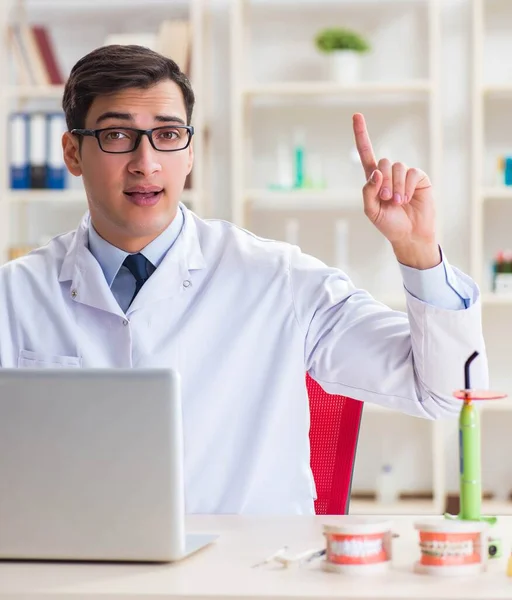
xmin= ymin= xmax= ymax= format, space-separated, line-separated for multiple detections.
xmin=0 ymin=45 xmax=487 ymax=514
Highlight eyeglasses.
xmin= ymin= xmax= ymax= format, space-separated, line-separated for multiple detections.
xmin=70 ymin=125 xmax=194 ymax=154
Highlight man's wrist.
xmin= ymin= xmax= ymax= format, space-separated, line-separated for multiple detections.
xmin=392 ymin=240 xmax=441 ymax=270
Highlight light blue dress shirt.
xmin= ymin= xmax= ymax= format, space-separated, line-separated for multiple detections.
xmin=397 ymin=246 xmax=471 ymax=310
xmin=89 ymin=207 xmax=468 ymax=313
xmin=88 ymin=207 xmax=184 ymax=313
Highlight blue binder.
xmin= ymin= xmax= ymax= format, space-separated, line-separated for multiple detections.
xmin=9 ymin=113 xmax=30 ymax=189
xmin=46 ymin=112 xmax=66 ymax=189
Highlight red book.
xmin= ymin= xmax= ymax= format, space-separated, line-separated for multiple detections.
xmin=32 ymin=26 xmax=64 ymax=85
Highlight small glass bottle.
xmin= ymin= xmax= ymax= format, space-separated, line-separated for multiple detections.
xmin=376 ymin=464 xmax=398 ymax=505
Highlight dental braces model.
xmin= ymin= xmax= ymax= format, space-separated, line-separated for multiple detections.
xmin=414 ymin=520 xmax=488 ymax=576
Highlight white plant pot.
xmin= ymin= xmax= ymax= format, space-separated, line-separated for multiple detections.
xmin=329 ymin=50 xmax=361 ymax=84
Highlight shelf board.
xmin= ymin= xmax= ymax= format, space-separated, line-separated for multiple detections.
xmin=482 ymin=293 xmax=512 ymax=305
xmin=350 ymin=498 xmax=439 ymax=515
xmin=26 ymin=0 xmax=190 ymax=9
xmin=5 ymin=85 xmax=65 ymax=100
xmin=243 ymin=80 xmax=432 ymax=97
xmin=245 ymin=189 xmax=362 ymax=210
xmin=483 ymin=83 xmax=512 ymax=97
xmin=6 ymin=188 xmax=197 ymax=205
xmin=481 ymin=500 xmax=512 ymax=515
xmin=363 ymin=402 xmax=406 ymax=414
xmin=7 ymin=190 xmax=86 ymax=203
xmin=478 ymin=397 xmax=512 ymax=412
xmin=481 ymin=186 xmax=512 ymax=200
xmin=363 ymin=395 xmax=512 ymax=414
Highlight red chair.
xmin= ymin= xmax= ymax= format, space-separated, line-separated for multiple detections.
xmin=307 ymin=374 xmax=363 ymax=515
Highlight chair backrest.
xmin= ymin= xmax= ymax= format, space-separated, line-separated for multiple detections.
xmin=307 ymin=374 xmax=363 ymax=515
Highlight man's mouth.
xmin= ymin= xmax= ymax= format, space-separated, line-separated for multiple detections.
xmin=124 ymin=187 xmax=164 ymax=206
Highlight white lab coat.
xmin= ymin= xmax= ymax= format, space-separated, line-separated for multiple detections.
xmin=0 ymin=205 xmax=488 ymax=514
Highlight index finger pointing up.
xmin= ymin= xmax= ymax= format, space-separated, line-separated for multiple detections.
xmin=353 ymin=113 xmax=378 ymax=181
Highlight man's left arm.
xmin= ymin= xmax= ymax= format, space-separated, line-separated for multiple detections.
xmin=351 ymin=111 xmax=489 ymax=399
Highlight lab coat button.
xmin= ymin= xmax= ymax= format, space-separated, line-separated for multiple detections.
xmin=183 ymin=280 xmax=191 ymax=288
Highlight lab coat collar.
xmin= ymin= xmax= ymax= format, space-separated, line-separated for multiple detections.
xmin=59 ymin=203 xmax=206 ymax=315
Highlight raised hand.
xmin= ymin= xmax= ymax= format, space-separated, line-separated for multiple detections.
xmin=352 ymin=113 xmax=441 ymax=269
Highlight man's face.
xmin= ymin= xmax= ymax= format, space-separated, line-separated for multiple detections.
xmin=62 ymin=79 xmax=193 ymax=252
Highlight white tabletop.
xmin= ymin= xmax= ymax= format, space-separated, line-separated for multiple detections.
xmin=0 ymin=515 xmax=511 ymax=599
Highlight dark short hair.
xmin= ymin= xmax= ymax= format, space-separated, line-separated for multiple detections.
xmin=62 ymin=44 xmax=195 ymax=130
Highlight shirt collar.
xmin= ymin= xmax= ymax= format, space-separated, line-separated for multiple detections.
xmin=87 ymin=206 xmax=185 ymax=287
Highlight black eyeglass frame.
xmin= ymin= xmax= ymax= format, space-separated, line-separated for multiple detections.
xmin=70 ymin=125 xmax=195 ymax=154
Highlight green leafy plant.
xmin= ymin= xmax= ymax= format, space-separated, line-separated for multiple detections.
xmin=315 ymin=28 xmax=370 ymax=54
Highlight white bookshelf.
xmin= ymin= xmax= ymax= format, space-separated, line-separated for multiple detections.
xmin=231 ymin=0 xmax=442 ymax=297
xmin=470 ymin=0 xmax=512 ymax=502
xmin=230 ymin=0 xmax=447 ymax=515
xmin=471 ymin=0 xmax=512 ymax=513
xmin=471 ymin=0 xmax=512 ymax=299
xmin=0 ymin=0 xmax=210 ymax=264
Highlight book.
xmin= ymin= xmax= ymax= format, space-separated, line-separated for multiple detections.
xmin=32 ymin=26 xmax=64 ymax=85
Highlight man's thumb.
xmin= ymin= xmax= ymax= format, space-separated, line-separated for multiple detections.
xmin=368 ymin=169 xmax=382 ymax=187
xmin=362 ymin=169 xmax=383 ymax=221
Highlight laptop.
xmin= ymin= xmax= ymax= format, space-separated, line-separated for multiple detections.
xmin=0 ymin=368 xmax=217 ymax=562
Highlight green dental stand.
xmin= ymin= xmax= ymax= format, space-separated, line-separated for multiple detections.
xmin=445 ymin=351 xmax=507 ymax=525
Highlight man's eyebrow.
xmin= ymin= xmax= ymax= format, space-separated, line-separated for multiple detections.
xmin=154 ymin=115 xmax=186 ymax=125
xmin=95 ymin=112 xmax=133 ymax=125
xmin=95 ymin=112 xmax=187 ymax=126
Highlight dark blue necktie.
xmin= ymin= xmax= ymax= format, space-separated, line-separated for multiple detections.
xmin=123 ymin=253 xmax=153 ymax=305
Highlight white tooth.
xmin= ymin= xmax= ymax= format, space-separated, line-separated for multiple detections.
xmin=331 ymin=538 xmax=386 ymax=560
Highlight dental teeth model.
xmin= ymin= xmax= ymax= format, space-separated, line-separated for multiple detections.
xmin=323 ymin=519 xmax=393 ymax=575
xmin=414 ymin=520 xmax=489 ymax=576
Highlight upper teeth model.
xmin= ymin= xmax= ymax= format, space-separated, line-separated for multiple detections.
xmin=330 ymin=538 xmax=383 ymax=558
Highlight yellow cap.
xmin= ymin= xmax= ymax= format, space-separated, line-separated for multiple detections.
xmin=506 ymin=554 xmax=512 ymax=577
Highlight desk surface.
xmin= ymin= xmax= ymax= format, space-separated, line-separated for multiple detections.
xmin=0 ymin=515 xmax=511 ymax=599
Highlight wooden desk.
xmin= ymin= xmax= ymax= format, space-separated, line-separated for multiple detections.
xmin=0 ymin=515 xmax=511 ymax=599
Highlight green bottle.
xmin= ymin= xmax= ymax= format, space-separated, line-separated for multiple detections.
xmin=459 ymin=401 xmax=481 ymax=520
xmin=293 ymin=130 xmax=305 ymax=189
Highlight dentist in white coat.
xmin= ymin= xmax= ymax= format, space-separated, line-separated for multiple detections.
xmin=0 ymin=45 xmax=487 ymax=514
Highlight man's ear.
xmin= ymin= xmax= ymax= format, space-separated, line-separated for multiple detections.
xmin=62 ymin=132 xmax=83 ymax=176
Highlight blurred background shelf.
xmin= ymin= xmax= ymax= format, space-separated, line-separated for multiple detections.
xmin=7 ymin=189 xmax=86 ymax=203
xmin=245 ymin=188 xmax=362 ymax=210
xmin=243 ymin=80 xmax=433 ymax=97
xmin=350 ymin=498 xmax=439 ymax=515
xmin=6 ymin=84 xmax=65 ymax=99
xmin=481 ymin=500 xmax=512 ymax=515
xmin=6 ymin=188 xmax=197 ymax=206
xmin=481 ymin=186 xmax=512 ymax=201
xmin=482 ymin=293 xmax=512 ymax=305
xmin=482 ymin=83 xmax=512 ymax=97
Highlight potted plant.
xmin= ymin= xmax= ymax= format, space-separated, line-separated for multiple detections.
xmin=315 ymin=27 xmax=370 ymax=84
